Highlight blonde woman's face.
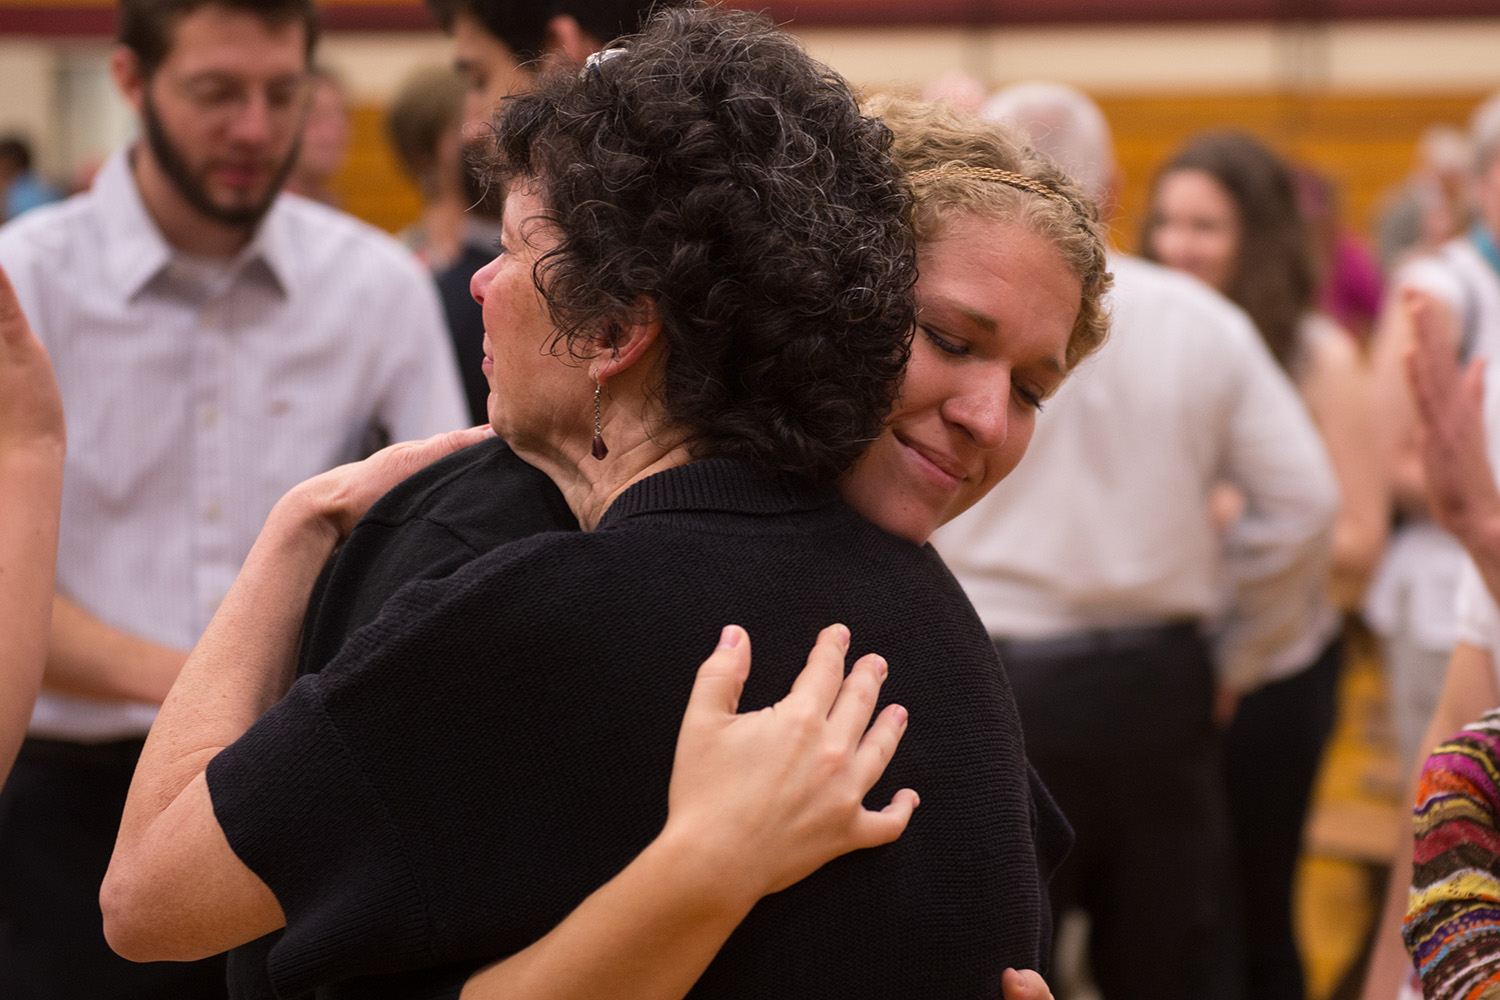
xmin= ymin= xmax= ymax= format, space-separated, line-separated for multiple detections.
xmin=840 ymin=216 xmax=1079 ymax=544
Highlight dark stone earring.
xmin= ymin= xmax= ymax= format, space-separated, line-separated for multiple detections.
xmin=591 ymin=382 xmax=608 ymax=460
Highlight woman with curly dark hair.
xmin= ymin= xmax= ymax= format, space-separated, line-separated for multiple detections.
xmin=102 ymin=10 xmax=1092 ymax=1000
xmin=1142 ymin=130 xmax=1384 ymax=1000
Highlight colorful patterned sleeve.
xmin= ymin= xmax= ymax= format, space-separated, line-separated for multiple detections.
xmin=1405 ymin=708 xmax=1500 ymax=1000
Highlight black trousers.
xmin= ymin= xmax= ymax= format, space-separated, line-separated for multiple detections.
xmin=1219 ymin=635 xmax=1342 ymax=1000
xmin=0 ymin=736 xmax=228 ymax=1000
xmin=997 ymin=623 xmax=1236 ymax=1000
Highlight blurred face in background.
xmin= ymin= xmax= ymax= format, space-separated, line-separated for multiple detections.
xmin=451 ymin=8 xmax=533 ymax=136
xmin=125 ymin=5 xmax=312 ymax=228
xmin=294 ymin=74 xmax=351 ymax=186
xmin=1146 ymin=168 xmax=1241 ymax=294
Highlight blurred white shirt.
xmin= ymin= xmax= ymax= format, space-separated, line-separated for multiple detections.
xmin=0 ymin=149 xmax=467 ymax=741
xmin=1365 ymin=237 xmax=1500 ymax=653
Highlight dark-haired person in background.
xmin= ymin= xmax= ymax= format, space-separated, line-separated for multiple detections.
xmin=283 ymin=65 xmax=351 ymax=207
xmin=417 ymin=0 xmax=684 ymax=424
xmin=0 ymin=136 xmax=61 ymax=223
xmin=0 ymin=1 xmax=465 ymax=995
xmin=1142 ymin=130 xmax=1385 ymax=1000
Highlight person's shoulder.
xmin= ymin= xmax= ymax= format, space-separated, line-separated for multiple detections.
xmin=1108 ymin=254 xmax=1243 ymax=321
xmin=273 ymin=194 xmax=429 ymax=281
xmin=369 ymin=513 xmax=592 ymax=639
xmin=1103 ymin=253 xmax=1262 ymax=353
xmin=0 ymin=190 xmax=95 ymax=268
xmin=363 ymin=436 xmax=573 ymax=540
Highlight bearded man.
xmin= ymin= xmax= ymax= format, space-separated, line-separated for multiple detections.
xmin=0 ymin=2 xmax=465 ymax=996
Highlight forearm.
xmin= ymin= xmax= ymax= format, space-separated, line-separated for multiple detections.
xmin=1218 ymin=336 xmax=1340 ymax=689
xmin=1446 ymin=507 xmax=1500 ymax=615
xmin=45 ymin=593 xmax=189 ymax=704
xmin=117 ymin=491 xmax=339 ymax=842
xmin=1215 ymin=519 xmax=1336 ymax=692
xmin=105 ymin=431 xmax=489 ymax=961
xmin=0 ymin=447 xmax=63 ymax=776
xmin=107 ymin=491 xmax=338 ymax=956
xmin=460 ymin=827 xmax=757 ymax=1000
xmin=1328 ymin=504 xmax=1389 ymax=612
xmin=1362 ymin=850 xmax=1417 ymax=1000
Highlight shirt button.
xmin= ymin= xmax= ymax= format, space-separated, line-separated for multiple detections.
xmin=205 ymin=501 xmax=222 ymax=522
xmin=204 ymin=404 xmax=218 ymax=426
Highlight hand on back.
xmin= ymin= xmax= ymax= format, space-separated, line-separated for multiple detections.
xmin=664 ymin=623 xmax=918 ymax=906
xmin=285 ymin=425 xmax=495 ymax=542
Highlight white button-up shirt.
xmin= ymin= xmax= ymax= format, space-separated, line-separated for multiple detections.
xmin=0 ymin=149 xmax=468 ymax=740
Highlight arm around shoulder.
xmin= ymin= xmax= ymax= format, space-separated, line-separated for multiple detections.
xmin=103 ymin=428 xmax=492 ymax=963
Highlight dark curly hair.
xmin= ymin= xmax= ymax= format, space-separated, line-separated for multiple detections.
xmin=1142 ymin=130 xmax=1314 ymax=374
xmin=485 ymin=5 xmax=917 ymax=484
xmin=425 ymin=0 xmax=672 ymax=62
xmin=120 ymin=0 xmax=318 ymax=78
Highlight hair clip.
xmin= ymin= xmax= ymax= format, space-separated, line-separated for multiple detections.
xmin=581 ymin=46 xmax=627 ymax=83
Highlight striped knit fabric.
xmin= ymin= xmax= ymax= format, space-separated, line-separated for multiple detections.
xmin=1406 ymin=707 xmax=1500 ymax=1000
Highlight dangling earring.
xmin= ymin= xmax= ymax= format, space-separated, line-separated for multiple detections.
xmin=591 ymin=381 xmax=608 ymax=460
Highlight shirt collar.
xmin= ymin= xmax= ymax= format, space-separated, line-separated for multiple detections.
xmin=243 ymin=193 xmax=297 ymax=296
xmin=95 ymin=149 xmax=174 ymax=301
xmin=94 ymin=145 xmax=295 ymax=302
xmin=599 ymin=459 xmax=835 ymax=528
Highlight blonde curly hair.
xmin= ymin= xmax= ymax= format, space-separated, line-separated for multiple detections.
xmin=866 ymin=93 xmax=1112 ymax=371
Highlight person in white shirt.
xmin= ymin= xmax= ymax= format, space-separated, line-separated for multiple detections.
xmin=938 ymin=81 xmax=1337 ymax=1000
xmin=0 ymin=1 xmax=465 ymax=995
xmin=1140 ymin=128 xmax=1385 ymax=1000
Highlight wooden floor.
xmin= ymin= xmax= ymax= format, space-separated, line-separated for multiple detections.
xmin=1297 ymin=624 xmax=1405 ymax=1000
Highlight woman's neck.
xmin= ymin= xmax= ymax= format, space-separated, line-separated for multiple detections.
xmin=516 ymin=417 xmax=696 ymax=531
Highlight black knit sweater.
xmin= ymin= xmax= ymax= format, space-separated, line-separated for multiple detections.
xmin=208 ymin=456 xmax=1053 ymax=999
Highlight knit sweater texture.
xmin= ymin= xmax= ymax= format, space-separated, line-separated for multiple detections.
xmin=1407 ymin=707 xmax=1500 ymax=1000
xmin=208 ymin=456 xmax=1052 ymax=999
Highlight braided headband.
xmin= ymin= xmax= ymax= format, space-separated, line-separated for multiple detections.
xmin=906 ymin=165 xmax=1062 ymax=202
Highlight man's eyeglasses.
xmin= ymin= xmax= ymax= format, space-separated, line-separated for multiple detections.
xmin=168 ymin=72 xmax=315 ymax=125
